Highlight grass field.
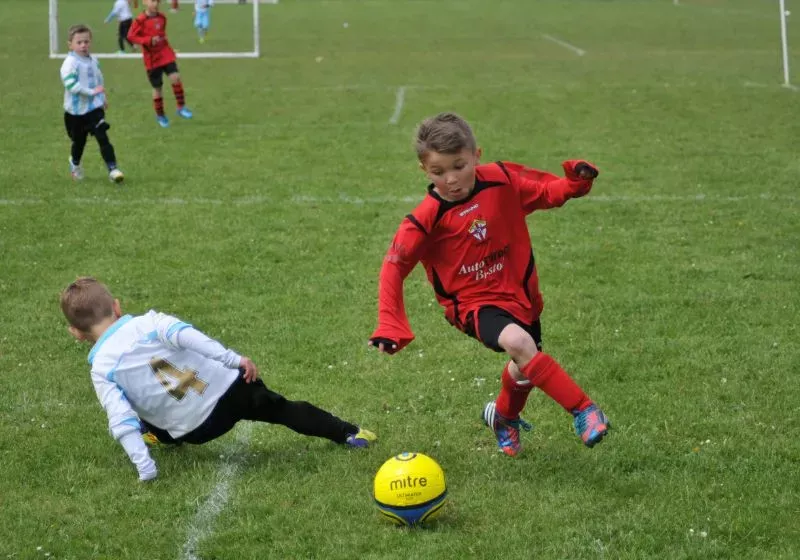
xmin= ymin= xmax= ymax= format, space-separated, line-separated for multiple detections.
xmin=1 ymin=0 xmax=799 ymax=558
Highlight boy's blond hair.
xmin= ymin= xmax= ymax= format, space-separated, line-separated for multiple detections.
xmin=67 ymin=24 xmax=92 ymax=42
xmin=414 ymin=112 xmax=477 ymax=160
xmin=61 ymin=277 xmax=115 ymax=332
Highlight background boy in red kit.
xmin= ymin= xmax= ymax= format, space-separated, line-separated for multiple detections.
xmin=369 ymin=112 xmax=610 ymax=457
xmin=128 ymin=0 xmax=193 ymax=127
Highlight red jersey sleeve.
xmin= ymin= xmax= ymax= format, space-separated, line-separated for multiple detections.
xmin=126 ymin=14 xmax=151 ymax=46
xmin=501 ymin=160 xmax=597 ymax=214
xmin=370 ymin=215 xmax=429 ymax=352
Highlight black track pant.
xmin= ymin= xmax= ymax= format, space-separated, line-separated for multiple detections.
xmin=64 ymin=108 xmax=117 ymax=169
xmin=118 ymin=19 xmax=133 ymax=51
xmin=142 ymin=376 xmax=359 ymax=445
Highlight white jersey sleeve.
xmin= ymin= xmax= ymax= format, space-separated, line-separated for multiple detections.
xmin=91 ymin=362 xmax=158 ymax=479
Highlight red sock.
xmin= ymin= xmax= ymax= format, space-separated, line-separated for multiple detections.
xmin=153 ymin=97 xmax=165 ymax=116
xmin=172 ymin=82 xmax=185 ymax=108
xmin=171 ymin=0 xmax=178 ymax=9
xmin=520 ymin=353 xmax=591 ymax=413
xmin=495 ymin=362 xmax=533 ymax=419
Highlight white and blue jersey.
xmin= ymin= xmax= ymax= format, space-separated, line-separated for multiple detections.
xmin=88 ymin=310 xmax=240 ymax=443
xmin=60 ymin=52 xmax=105 ymax=115
xmin=194 ymin=0 xmax=213 ymax=29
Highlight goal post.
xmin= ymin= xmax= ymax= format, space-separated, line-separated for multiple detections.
xmin=779 ymin=0 xmax=794 ymax=88
xmin=49 ymin=0 xmax=276 ymax=60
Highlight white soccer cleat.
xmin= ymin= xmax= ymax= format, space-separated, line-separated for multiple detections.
xmin=69 ymin=158 xmax=84 ymax=181
xmin=108 ymin=168 xmax=125 ymax=184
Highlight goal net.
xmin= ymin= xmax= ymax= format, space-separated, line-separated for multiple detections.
xmin=49 ymin=0 xmax=276 ymax=59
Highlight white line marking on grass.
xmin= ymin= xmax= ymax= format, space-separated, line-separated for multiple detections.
xmin=542 ymin=34 xmax=586 ymax=56
xmin=180 ymin=423 xmax=252 ymax=560
xmin=782 ymin=83 xmax=799 ymax=91
xmin=2 ymin=193 xmax=799 ymax=208
xmin=388 ymin=86 xmax=406 ymax=125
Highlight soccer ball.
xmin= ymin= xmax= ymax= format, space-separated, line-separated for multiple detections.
xmin=373 ymin=452 xmax=447 ymax=527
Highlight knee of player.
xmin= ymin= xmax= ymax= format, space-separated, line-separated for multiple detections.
xmin=498 ymin=327 xmax=538 ymax=361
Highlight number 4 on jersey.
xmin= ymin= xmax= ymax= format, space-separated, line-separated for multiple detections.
xmin=149 ymin=358 xmax=209 ymax=401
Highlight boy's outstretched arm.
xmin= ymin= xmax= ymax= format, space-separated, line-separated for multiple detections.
xmin=91 ymin=373 xmax=157 ymax=482
xmin=503 ymin=160 xmax=599 ymax=213
xmin=368 ymin=220 xmax=427 ymax=354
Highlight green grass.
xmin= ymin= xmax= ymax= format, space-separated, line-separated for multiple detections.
xmin=1 ymin=0 xmax=799 ymax=558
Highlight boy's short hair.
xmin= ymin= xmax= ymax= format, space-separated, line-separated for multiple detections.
xmin=60 ymin=277 xmax=115 ymax=332
xmin=414 ymin=112 xmax=477 ymax=160
xmin=67 ymin=24 xmax=92 ymax=42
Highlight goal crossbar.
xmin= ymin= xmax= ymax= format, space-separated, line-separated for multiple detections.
xmin=49 ymin=0 xmax=274 ymax=60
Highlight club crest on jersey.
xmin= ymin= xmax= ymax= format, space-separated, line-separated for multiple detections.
xmin=468 ymin=219 xmax=488 ymax=242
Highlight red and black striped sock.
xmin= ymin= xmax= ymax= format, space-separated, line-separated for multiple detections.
xmin=520 ymin=352 xmax=592 ymax=413
xmin=172 ymin=82 xmax=185 ymax=108
xmin=153 ymin=97 xmax=165 ymax=116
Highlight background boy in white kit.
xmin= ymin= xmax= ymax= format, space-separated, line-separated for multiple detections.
xmin=60 ymin=277 xmax=376 ymax=482
xmin=60 ymin=25 xmax=124 ymax=183
xmin=104 ymin=0 xmax=136 ymax=53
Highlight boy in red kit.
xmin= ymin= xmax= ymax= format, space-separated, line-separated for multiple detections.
xmin=369 ymin=113 xmax=610 ymax=457
xmin=127 ymin=0 xmax=193 ymax=127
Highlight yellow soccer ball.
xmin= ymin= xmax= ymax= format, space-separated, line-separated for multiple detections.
xmin=373 ymin=452 xmax=447 ymax=527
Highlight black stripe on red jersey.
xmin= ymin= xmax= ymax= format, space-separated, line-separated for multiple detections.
xmin=522 ymin=249 xmax=536 ymax=304
xmin=495 ymin=161 xmax=512 ymax=182
xmin=430 ymin=268 xmax=461 ymax=327
xmin=405 ymin=213 xmax=427 ymax=235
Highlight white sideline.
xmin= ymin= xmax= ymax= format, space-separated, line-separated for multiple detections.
xmin=388 ymin=87 xmax=406 ymax=125
xmin=541 ymin=34 xmax=586 ymax=56
xmin=1 ymin=193 xmax=797 ymax=207
xmin=180 ymin=423 xmax=252 ymax=560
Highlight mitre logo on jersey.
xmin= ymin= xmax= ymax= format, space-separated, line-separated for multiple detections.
xmin=468 ymin=219 xmax=488 ymax=242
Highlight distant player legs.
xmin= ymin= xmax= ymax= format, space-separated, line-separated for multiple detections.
xmin=166 ymin=71 xmax=187 ymax=110
xmin=194 ymin=11 xmax=209 ymax=41
xmin=118 ymin=19 xmax=132 ymax=51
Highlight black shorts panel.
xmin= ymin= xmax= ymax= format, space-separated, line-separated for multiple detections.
xmin=466 ymin=306 xmax=542 ymax=353
xmin=147 ymin=61 xmax=179 ymax=88
xmin=63 ymin=108 xmax=108 ymax=140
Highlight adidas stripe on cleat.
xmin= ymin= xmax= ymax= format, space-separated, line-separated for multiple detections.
xmin=483 ymin=401 xmax=532 ymax=457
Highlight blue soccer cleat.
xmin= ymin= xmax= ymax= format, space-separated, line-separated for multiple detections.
xmin=345 ymin=428 xmax=377 ymax=448
xmin=156 ymin=115 xmax=170 ymax=128
xmin=573 ymin=404 xmax=610 ymax=448
xmin=176 ymin=106 xmax=193 ymax=119
xmin=483 ymin=401 xmax=532 ymax=457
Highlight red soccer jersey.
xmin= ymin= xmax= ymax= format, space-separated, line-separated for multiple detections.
xmin=371 ymin=160 xmax=596 ymax=352
xmin=127 ymin=11 xmax=176 ymax=70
